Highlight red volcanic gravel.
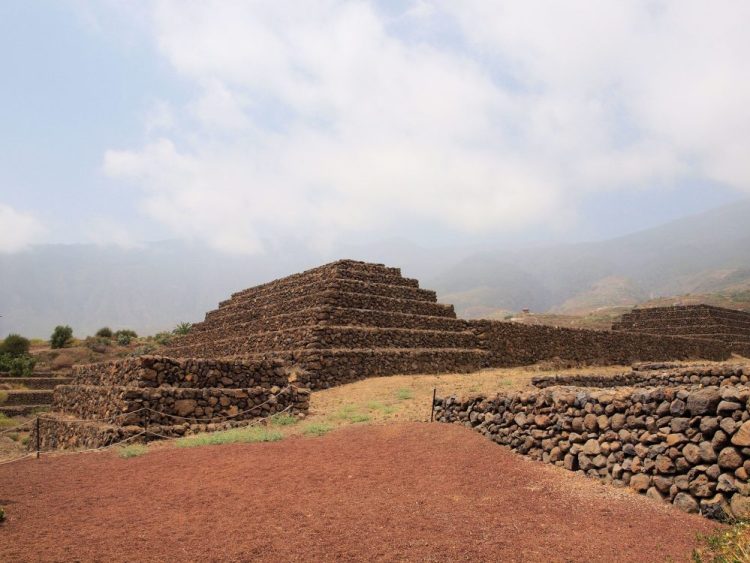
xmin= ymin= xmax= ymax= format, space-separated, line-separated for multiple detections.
xmin=0 ymin=423 xmax=718 ymax=562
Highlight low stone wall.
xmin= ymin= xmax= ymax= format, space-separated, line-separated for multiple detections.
xmin=72 ymin=355 xmax=290 ymax=389
xmin=53 ymin=384 xmax=309 ymax=426
xmin=254 ymin=348 xmax=490 ymax=389
xmin=532 ymin=365 xmax=749 ymax=389
xmin=435 ymin=384 xmax=750 ymax=520
xmin=469 ymin=320 xmax=731 ymax=366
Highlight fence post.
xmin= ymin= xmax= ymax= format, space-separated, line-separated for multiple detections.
xmin=144 ymin=410 xmax=150 ymax=442
xmin=430 ymin=388 xmax=437 ymax=423
xmin=35 ymin=416 xmax=40 ymax=459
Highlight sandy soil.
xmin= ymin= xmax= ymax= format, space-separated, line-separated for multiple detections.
xmin=0 ymin=422 xmax=718 ymax=562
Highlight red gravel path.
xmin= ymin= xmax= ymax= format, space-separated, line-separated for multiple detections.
xmin=1 ymin=423 xmax=718 ymax=562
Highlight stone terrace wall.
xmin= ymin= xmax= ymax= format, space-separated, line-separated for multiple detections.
xmin=435 ymin=385 xmax=750 ymax=520
xmin=253 ymin=348 xmax=490 ymax=389
xmin=469 ymin=320 xmax=730 ymax=366
xmin=532 ymin=365 xmax=749 ymax=389
xmin=72 ymin=355 xmax=290 ymax=389
xmin=53 ymin=384 xmax=309 ymax=426
xmin=35 ymin=355 xmax=310 ymax=450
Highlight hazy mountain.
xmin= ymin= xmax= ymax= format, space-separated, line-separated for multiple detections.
xmin=2 ymin=200 xmax=750 ymax=337
xmin=431 ymin=199 xmax=750 ymax=317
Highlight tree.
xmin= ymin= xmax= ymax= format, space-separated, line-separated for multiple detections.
xmin=0 ymin=333 xmax=30 ymax=357
xmin=50 ymin=325 xmax=74 ymax=349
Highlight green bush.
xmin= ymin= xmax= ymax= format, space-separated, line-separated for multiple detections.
xmin=129 ymin=343 xmax=158 ymax=356
xmin=173 ymin=322 xmax=192 ymax=336
xmin=95 ymin=327 xmax=113 ymax=338
xmin=152 ymin=332 xmax=173 ymax=346
xmin=0 ymin=353 xmax=36 ymax=376
xmin=114 ymin=329 xmax=138 ymax=346
xmin=0 ymin=334 xmax=30 ymax=357
xmin=50 ymin=325 xmax=73 ymax=349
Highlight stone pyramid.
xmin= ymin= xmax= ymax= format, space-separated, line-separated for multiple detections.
xmin=167 ymin=260 xmax=489 ymax=388
xmin=613 ymin=305 xmax=750 ymax=357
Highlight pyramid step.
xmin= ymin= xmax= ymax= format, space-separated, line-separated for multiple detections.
xmin=182 ymin=306 xmax=469 ymax=345
xmin=169 ymin=326 xmax=479 ymax=358
xmin=0 ymin=404 xmax=49 ymax=417
xmin=0 ymin=377 xmax=72 ymax=389
xmin=2 ymin=389 xmax=54 ymax=406
xmin=205 ymin=291 xmax=456 ymax=325
xmin=230 ymin=260 xmax=418 ymax=302
xmin=219 ymin=277 xmax=437 ymax=309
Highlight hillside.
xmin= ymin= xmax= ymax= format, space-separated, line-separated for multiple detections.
xmin=2 ymin=199 xmax=750 ymax=337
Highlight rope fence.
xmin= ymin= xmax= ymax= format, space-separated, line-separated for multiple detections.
xmin=0 ymin=388 xmax=299 ymax=466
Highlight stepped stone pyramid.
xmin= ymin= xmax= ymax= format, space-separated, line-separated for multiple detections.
xmin=167 ymin=260 xmax=489 ymax=388
xmin=612 ymin=304 xmax=750 ymax=357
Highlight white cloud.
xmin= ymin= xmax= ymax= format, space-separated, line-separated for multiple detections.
xmin=100 ymin=0 xmax=750 ymax=253
xmin=0 ymin=203 xmax=45 ymax=253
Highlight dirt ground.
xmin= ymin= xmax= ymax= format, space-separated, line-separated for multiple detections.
xmin=0 ymin=423 xmax=718 ymax=562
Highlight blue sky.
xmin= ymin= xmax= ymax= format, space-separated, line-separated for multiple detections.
xmin=1 ymin=1 xmax=748 ymax=254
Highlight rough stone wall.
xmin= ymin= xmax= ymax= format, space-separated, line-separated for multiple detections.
xmin=613 ymin=305 xmax=750 ymax=357
xmin=72 ymin=355 xmax=290 ymax=388
xmin=469 ymin=320 xmax=730 ymax=366
xmin=36 ymin=355 xmax=309 ymax=450
xmin=532 ymin=365 xmax=749 ymax=389
xmin=53 ymin=384 xmax=309 ymax=426
xmin=435 ymin=384 xmax=750 ymax=520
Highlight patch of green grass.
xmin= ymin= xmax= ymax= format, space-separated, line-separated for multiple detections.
xmin=366 ymin=401 xmax=396 ymax=415
xmin=118 ymin=444 xmax=149 ymax=458
xmin=175 ymin=426 xmax=283 ymax=448
xmin=693 ymin=521 xmax=750 ymax=562
xmin=332 ymin=405 xmax=371 ymax=423
xmin=269 ymin=413 xmax=299 ymax=427
xmin=0 ymin=413 xmax=17 ymax=428
xmin=395 ymin=388 xmax=414 ymax=400
xmin=303 ymin=422 xmax=334 ymax=437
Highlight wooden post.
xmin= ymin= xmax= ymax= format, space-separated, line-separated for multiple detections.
xmin=35 ymin=416 xmax=40 ymax=459
xmin=430 ymin=388 xmax=437 ymax=423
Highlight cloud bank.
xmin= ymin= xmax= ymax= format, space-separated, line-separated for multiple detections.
xmin=0 ymin=203 xmax=44 ymax=253
xmin=102 ymin=0 xmax=750 ymax=254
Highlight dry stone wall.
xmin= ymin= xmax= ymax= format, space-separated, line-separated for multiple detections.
xmin=435 ymin=383 xmax=750 ymax=520
xmin=532 ymin=365 xmax=749 ymax=389
xmin=469 ymin=320 xmax=730 ymax=366
xmin=614 ymin=305 xmax=750 ymax=357
xmin=34 ymin=355 xmax=309 ymax=450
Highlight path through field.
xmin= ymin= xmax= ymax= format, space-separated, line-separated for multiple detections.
xmin=1 ymin=423 xmax=717 ymax=562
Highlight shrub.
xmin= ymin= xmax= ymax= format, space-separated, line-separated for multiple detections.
xmin=114 ymin=329 xmax=138 ymax=346
xmin=129 ymin=343 xmax=158 ymax=357
xmin=116 ymin=333 xmax=132 ymax=346
xmin=152 ymin=332 xmax=173 ymax=346
xmin=95 ymin=327 xmax=113 ymax=338
xmin=0 ymin=334 xmax=30 ymax=357
xmin=173 ymin=322 xmax=192 ymax=336
xmin=0 ymin=506 xmax=5 ymax=523
xmin=0 ymin=354 xmax=36 ymax=376
xmin=0 ymin=413 xmax=16 ymax=428
xmin=50 ymin=326 xmax=73 ymax=349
